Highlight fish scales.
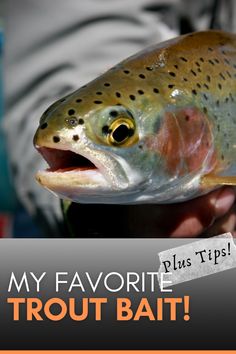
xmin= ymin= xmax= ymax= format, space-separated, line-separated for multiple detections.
xmin=34 ymin=30 xmax=236 ymax=204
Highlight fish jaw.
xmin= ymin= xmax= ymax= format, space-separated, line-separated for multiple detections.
xmin=35 ymin=168 xmax=113 ymax=202
xmin=34 ymin=132 xmax=146 ymax=202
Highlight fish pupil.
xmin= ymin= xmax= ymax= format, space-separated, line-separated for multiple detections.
xmin=112 ymin=124 xmax=132 ymax=143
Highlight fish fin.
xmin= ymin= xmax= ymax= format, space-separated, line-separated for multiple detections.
xmin=61 ymin=199 xmax=72 ymax=214
xmin=61 ymin=199 xmax=76 ymax=238
xmin=201 ymin=174 xmax=236 ymax=187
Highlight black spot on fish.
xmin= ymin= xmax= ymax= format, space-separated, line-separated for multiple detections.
xmin=96 ymin=91 xmax=103 ymax=95
xmin=138 ymin=145 xmax=143 ymax=149
xmin=129 ymin=95 xmax=135 ymax=101
xmin=218 ymin=83 xmax=222 ymax=90
xmin=94 ymin=100 xmax=103 ymax=104
xmin=206 ymin=75 xmax=211 ymax=82
xmin=110 ymin=110 xmax=118 ymax=118
xmin=204 ymin=83 xmax=209 ymax=90
xmin=195 ymin=62 xmax=200 ymax=67
xmin=53 ymin=136 xmax=60 ymax=143
xmin=153 ymin=88 xmax=159 ymax=93
xmin=139 ymin=74 xmax=146 ymax=79
xmin=192 ymin=89 xmax=197 ymax=95
xmin=197 ymin=68 xmax=202 ymax=73
xmin=203 ymin=94 xmax=208 ymax=100
xmin=183 ymin=78 xmax=188 ymax=81
xmin=191 ymin=70 xmax=197 ymax=76
xmin=174 ymin=64 xmax=178 ymax=69
xmin=68 ymin=109 xmax=75 ymax=116
xmin=123 ymin=70 xmax=130 ymax=74
xmin=138 ymin=90 xmax=144 ymax=95
xmin=224 ymin=58 xmax=230 ymax=65
xmin=208 ymin=47 xmax=213 ymax=52
xmin=214 ymin=58 xmax=220 ymax=63
xmin=203 ymin=107 xmax=207 ymax=114
xmin=40 ymin=122 xmax=48 ymax=130
xmin=168 ymin=84 xmax=174 ymax=89
xmin=219 ymin=73 xmax=225 ymax=80
xmin=208 ymin=59 xmax=214 ymax=65
xmin=169 ymin=72 xmax=176 ymax=77
xmin=225 ymin=97 xmax=229 ymax=103
xmin=104 ymin=83 xmax=110 ymax=87
xmin=76 ymin=98 xmax=82 ymax=103
xmin=180 ymin=57 xmax=188 ymax=62
xmin=216 ymin=100 xmax=220 ymax=107
xmin=78 ymin=118 xmax=84 ymax=125
xmin=199 ymin=57 xmax=204 ymax=62
xmin=146 ymin=66 xmax=153 ymax=71
xmin=116 ymin=92 xmax=121 ymax=98
xmin=197 ymin=83 xmax=201 ymax=88
xmin=73 ymin=135 xmax=79 ymax=142
xmin=226 ymin=71 xmax=232 ymax=78
xmin=102 ymin=125 xmax=109 ymax=135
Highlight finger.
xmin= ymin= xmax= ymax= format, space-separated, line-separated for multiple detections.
xmin=128 ymin=187 xmax=236 ymax=237
xmin=170 ymin=187 xmax=236 ymax=237
xmin=214 ymin=187 xmax=236 ymax=218
xmin=203 ymin=205 xmax=236 ymax=237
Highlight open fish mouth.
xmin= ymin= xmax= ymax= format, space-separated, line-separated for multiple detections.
xmin=38 ymin=147 xmax=97 ymax=173
xmin=35 ymin=147 xmax=112 ymax=199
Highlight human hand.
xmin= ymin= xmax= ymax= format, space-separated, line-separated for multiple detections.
xmin=128 ymin=187 xmax=236 ymax=237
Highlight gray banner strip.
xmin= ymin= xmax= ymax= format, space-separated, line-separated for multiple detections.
xmin=0 ymin=238 xmax=235 ymax=350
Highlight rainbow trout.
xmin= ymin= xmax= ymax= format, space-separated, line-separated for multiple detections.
xmin=34 ymin=30 xmax=236 ymax=204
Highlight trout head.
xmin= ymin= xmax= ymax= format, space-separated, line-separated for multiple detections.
xmin=33 ymin=84 xmax=164 ymax=204
xmin=34 ymin=31 xmax=230 ymax=204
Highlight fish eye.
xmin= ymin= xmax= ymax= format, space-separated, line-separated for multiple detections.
xmin=107 ymin=118 xmax=136 ymax=146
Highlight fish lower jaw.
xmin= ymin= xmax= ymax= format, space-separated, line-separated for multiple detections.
xmin=35 ymin=168 xmax=113 ymax=201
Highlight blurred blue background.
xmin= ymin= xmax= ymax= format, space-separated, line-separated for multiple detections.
xmin=0 ymin=26 xmax=17 ymax=212
xmin=0 ymin=24 xmax=42 ymax=237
